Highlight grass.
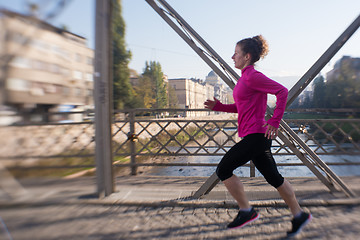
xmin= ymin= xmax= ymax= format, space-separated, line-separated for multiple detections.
xmin=284 ymin=113 xmax=350 ymax=119
xmin=8 ymin=154 xmax=134 ymax=179
xmin=8 ymin=155 xmax=95 ymax=178
xmin=311 ymin=121 xmax=360 ymax=142
xmin=138 ymin=125 xmax=207 ymax=150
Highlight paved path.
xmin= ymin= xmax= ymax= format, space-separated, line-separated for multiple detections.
xmin=1 ymin=204 xmax=360 ymax=239
xmin=1 ymin=175 xmax=360 ymax=239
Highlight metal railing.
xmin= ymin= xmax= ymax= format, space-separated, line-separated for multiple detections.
xmin=0 ymin=108 xmax=359 ymax=177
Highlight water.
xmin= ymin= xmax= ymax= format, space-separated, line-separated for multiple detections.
xmin=147 ymin=129 xmax=360 ymax=177
xmin=147 ymin=154 xmax=360 ymax=177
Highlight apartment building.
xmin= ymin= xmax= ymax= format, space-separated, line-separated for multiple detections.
xmin=205 ymin=70 xmax=232 ymax=105
xmin=0 ymin=9 xmax=94 ymax=120
xmin=168 ymin=70 xmax=234 ymax=117
xmin=168 ymin=78 xmax=214 ymax=117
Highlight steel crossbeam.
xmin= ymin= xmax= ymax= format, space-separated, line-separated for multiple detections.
xmin=146 ymin=0 xmax=359 ymax=198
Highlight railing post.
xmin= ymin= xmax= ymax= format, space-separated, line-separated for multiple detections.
xmin=250 ymin=161 xmax=255 ymax=177
xmin=129 ymin=111 xmax=137 ymax=175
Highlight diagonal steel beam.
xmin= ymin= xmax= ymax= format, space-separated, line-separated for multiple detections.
xmin=277 ymin=117 xmax=356 ymax=197
xmin=145 ymin=0 xmax=236 ymax=89
xmin=287 ymin=14 xmax=360 ymax=108
xmin=155 ymin=0 xmax=240 ymax=84
xmin=146 ymin=0 xmax=358 ymax=198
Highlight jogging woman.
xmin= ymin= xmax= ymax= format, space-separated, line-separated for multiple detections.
xmin=204 ymin=35 xmax=311 ymax=237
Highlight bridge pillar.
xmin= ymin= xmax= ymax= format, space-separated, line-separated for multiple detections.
xmin=94 ymin=0 xmax=114 ymax=198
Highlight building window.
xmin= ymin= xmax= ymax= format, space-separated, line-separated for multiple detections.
xmin=60 ymin=49 xmax=70 ymax=59
xmin=52 ymin=45 xmax=60 ymax=55
xmin=9 ymin=57 xmax=30 ymax=69
xmin=62 ymin=68 xmax=70 ymax=77
xmin=45 ymin=84 xmax=57 ymax=93
xmin=51 ymin=64 xmax=60 ymax=74
xmin=6 ymin=78 xmax=29 ymax=91
xmin=33 ymin=60 xmax=48 ymax=71
xmin=75 ymin=53 xmax=82 ymax=62
xmin=74 ymin=88 xmax=82 ymax=96
xmin=73 ymin=70 xmax=83 ymax=80
xmin=31 ymin=39 xmax=48 ymax=51
xmin=11 ymin=32 xmax=28 ymax=45
xmin=87 ymin=89 xmax=93 ymax=97
xmin=85 ymin=73 xmax=93 ymax=82
xmin=63 ymin=86 xmax=70 ymax=96
xmin=86 ymin=57 xmax=93 ymax=65
xmin=30 ymin=87 xmax=45 ymax=96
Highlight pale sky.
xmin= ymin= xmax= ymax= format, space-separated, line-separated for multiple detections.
xmin=1 ymin=0 xmax=360 ymax=89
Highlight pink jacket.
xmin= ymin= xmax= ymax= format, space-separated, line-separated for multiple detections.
xmin=213 ymin=65 xmax=288 ymax=137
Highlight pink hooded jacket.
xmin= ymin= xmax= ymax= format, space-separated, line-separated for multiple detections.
xmin=213 ymin=65 xmax=288 ymax=137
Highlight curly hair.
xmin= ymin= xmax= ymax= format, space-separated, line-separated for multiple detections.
xmin=237 ymin=35 xmax=269 ymax=65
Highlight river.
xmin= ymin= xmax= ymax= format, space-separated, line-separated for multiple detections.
xmin=146 ymin=129 xmax=360 ymax=177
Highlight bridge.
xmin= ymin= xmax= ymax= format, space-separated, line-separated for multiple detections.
xmin=0 ymin=108 xmax=359 ymax=195
xmin=0 ymin=0 xmax=360 ymax=239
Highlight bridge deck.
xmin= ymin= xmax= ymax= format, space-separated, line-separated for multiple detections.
xmin=1 ymin=175 xmax=360 ymax=239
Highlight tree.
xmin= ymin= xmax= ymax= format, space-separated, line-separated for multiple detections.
xmin=312 ymin=75 xmax=326 ymax=108
xmin=324 ymin=58 xmax=360 ymax=108
xmin=133 ymin=75 xmax=155 ymax=108
xmin=112 ymin=0 xmax=134 ymax=109
xmin=142 ymin=61 xmax=168 ymax=109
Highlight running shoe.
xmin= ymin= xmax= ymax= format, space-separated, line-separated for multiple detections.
xmin=287 ymin=212 xmax=312 ymax=237
xmin=227 ymin=207 xmax=259 ymax=229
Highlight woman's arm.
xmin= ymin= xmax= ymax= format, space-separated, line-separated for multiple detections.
xmin=248 ymin=72 xmax=288 ymax=128
xmin=204 ymin=97 xmax=237 ymax=113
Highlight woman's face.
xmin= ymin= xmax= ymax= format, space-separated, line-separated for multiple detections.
xmin=232 ymin=44 xmax=250 ymax=70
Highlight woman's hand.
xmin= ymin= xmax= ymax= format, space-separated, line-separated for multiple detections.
xmin=263 ymin=123 xmax=278 ymax=139
xmin=204 ymin=97 xmax=219 ymax=110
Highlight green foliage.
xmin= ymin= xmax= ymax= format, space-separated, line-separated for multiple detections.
xmin=133 ymin=75 xmax=155 ymax=108
xmin=112 ymin=0 xmax=134 ymax=109
xmin=110 ymin=1 xmax=172 ymax=110
xmin=8 ymin=152 xmax=95 ymax=178
xmin=141 ymin=126 xmax=206 ymax=149
xmin=291 ymin=57 xmax=360 ymax=109
xmin=134 ymin=61 xmax=169 ymax=109
xmin=312 ymin=75 xmax=326 ymax=108
xmin=312 ymin=122 xmax=360 ymax=142
xmin=324 ymin=59 xmax=360 ymax=108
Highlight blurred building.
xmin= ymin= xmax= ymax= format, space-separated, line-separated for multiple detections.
xmin=205 ymin=70 xmax=233 ymax=104
xmin=0 ymin=9 xmax=94 ymax=121
xmin=326 ymin=56 xmax=360 ymax=82
xmin=167 ymin=71 xmax=233 ymax=117
xmin=168 ymin=78 xmax=214 ymax=117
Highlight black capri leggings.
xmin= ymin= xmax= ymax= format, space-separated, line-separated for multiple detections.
xmin=216 ymin=133 xmax=284 ymax=188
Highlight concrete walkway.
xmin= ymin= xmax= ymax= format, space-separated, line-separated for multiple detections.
xmin=1 ymin=175 xmax=360 ymax=239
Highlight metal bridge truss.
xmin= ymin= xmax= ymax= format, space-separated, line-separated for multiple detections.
xmin=145 ymin=0 xmax=360 ymax=198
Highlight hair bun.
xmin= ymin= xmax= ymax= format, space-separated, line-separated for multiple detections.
xmin=252 ymin=35 xmax=269 ymax=59
xmin=237 ymin=35 xmax=269 ymax=64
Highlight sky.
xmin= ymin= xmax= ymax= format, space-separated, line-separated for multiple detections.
xmin=1 ymin=0 xmax=360 ymax=89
